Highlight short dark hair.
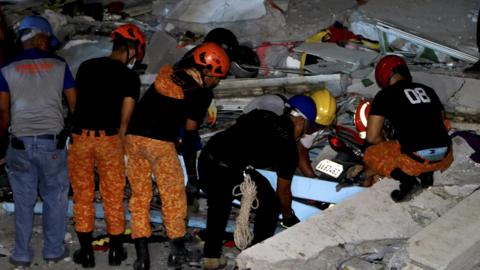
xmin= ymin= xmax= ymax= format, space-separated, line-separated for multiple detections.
xmin=112 ymin=35 xmax=136 ymax=53
xmin=393 ymin=65 xmax=412 ymax=81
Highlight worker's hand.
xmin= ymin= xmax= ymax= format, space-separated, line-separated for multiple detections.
xmin=280 ymin=213 xmax=300 ymax=229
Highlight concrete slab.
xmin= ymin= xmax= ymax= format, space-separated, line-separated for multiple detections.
xmin=449 ymin=78 xmax=480 ymax=114
xmin=408 ymin=190 xmax=480 ymax=270
xmin=236 ymin=180 xmax=480 ymax=270
xmin=412 ymin=72 xmax=465 ymax=107
xmin=359 ymin=0 xmax=479 ymax=56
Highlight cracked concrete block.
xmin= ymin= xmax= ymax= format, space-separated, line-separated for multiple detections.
xmin=408 ymin=190 xmax=480 ymax=270
xmin=449 ymin=78 xmax=480 ymax=114
xmin=411 ymin=72 xmax=464 ymax=107
xmin=236 ymin=179 xmax=480 ymax=270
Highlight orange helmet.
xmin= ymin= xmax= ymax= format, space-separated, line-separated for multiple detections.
xmin=192 ymin=42 xmax=230 ymax=77
xmin=375 ymin=55 xmax=410 ymax=89
xmin=111 ymin=23 xmax=146 ymax=62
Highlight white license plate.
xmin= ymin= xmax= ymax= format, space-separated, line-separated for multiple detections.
xmin=315 ymin=159 xmax=344 ymax=178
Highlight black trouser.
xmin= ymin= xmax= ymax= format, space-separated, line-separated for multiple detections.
xmin=198 ymin=150 xmax=279 ymax=258
xmin=477 ymin=8 xmax=480 ymax=51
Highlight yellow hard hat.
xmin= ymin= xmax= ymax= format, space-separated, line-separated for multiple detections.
xmin=309 ymin=88 xmax=336 ymax=125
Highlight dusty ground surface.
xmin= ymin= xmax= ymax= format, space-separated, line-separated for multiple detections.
xmin=0 ymin=200 xmax=242 ymax=270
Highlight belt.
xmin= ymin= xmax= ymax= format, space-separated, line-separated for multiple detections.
xmin=10 ymin=135 xmax=59 ymax=150
xmin=72 ymin=127 xmax=118 ymax=137
xmin=17 ymin=134 xmax=59 ymax=140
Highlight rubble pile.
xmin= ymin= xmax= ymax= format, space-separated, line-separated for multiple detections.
xmin=0 ymin=0 xmax=479 ymax=269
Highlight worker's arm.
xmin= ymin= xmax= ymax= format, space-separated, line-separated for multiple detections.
xmin=296 ymin=142 xmax=316 ymax=178
xmin=64 ymin=87 xmax=76 ymax=113
xmin=277 ymin=176 xmax=300 ymax=227
xmin=276 ymin=177 xmax=293 ymax=217
xmin=441 ymin=110 xmax=451 ymax=131
xmin=119 ymin=96 xmax=136 ymax=139
xmin=0 ymin=92 xmax=10 ymax=161
xmin=366 ymin=115 xmax=385 ymax=145
xmin=184 ymin=118 xmax=199 ymax=178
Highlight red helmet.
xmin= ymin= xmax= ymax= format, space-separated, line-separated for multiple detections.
xmin=375 ymin=55 xmax=409 ymax=89
xmin=111 ymin=23 xmax=146 ymax=62
xmin=192 ymin=42 xmax=230 ymax=77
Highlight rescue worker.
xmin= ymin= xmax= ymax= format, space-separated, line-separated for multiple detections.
xmin=125 ymin=42 xmax=230 ymax=270
xmin=243 ymin=89 xmax=337 ymax=178
xmin=174 ymin=27 xmax=238 ymax=207
xmin=199 ymin=95 xmax=317 ymax=269
xmin=68 ymin=24 xmax=144 ymax=268
xmin=0 ymin=15 xmax=76 ymax=267
xmin=364 ymin=55 xmax=453 ymax=202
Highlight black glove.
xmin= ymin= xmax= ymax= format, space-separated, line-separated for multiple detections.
xmin=280 ymin=213 xmax=300 ymax=229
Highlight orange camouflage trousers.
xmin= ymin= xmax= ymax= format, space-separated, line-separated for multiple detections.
xmin=125 ymin=135 xmax=187 ymax=240
xmin=68 ymin=131 xmax=126 ymax=235
xmin=364 ymin=140 xmax=453 ymax=177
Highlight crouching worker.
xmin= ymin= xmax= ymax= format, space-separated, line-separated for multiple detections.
xmin=198 ymin=95 xmax=317 ymax=269
xmin=363 ymin=55 xmax=453 ymax=202
xmin=68 ymin=24 xmax=144 ymax=268
xmin=243 ymin=89 xmax=337 ymax=178
xmin=125 ymin=42 xmax=230 ymax=270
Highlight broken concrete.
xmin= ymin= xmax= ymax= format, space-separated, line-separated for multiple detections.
xmin=358 ymin=0 xmax=479 ymax=57
xmin=236 ymin=174 xmax=480 ymax=269
xmin=294 ymin=42 xmax=379 ymax=72
xmin=408 ymin=189 xmax=480 ymax=270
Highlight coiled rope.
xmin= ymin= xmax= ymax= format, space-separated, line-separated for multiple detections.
xmin=233 ymin=167 xmax=259 ymax=250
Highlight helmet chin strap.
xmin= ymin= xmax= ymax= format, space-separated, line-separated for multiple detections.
xmin=290 ymin=109 xmax=310 ymax=139
xmin=123 ymin=41 xmax=137 ymax=67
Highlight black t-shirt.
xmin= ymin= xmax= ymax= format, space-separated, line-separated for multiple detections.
xmin=205 ymin=109 xmax=298 ymax=180
xmin=73 ymin=57 xmax=140 ymax=129
xmin=370 ymin=80 xmax=451 ymax=153
xmin=127 ymin=69 xmax=213 ymax=141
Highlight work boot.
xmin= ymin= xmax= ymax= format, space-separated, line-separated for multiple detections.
xmin=202 ymin=257 xmax=227 ymax=270
xmin=168 ymin=237 xmax=191 ymax=268
xmin=133 ymin=238 xmax=150 ymax=270
xmin=390 ymin=169 xmax=421 ymax=203
xmin=73 ymin=231 xmax=95 ymax=268
xmin=418 ymin=171 xmax=434 ymax=188
xmin=108 ymin=233 xmax=127 ymax=266
xmin=391 ymin=181 xmax=421 ymax=203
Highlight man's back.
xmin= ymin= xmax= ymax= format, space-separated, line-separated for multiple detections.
xmin=206 ymin=109 xmax=298 ymax=179
xmin=73 ymin=57 xmax=140 ymax=130
xmin=0 ymin=48 xmax=73 ymax=136
xmin=370 ymin=80 xmax=451 ymax=152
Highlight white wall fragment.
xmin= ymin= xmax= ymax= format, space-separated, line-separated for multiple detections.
xmin=165 ymin=0 xmax=266 ymax=23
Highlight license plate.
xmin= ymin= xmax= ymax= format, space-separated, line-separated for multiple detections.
xmin=315 ymin=159 xmax=344 ymax=178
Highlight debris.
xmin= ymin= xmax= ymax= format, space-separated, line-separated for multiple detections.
xmin=162 ymin=0 xmax=266 ymax=23
xmin=216 ymin=73 xmax=344 ymax=91
xmin=294 ymin=42 xmax=379 ymax=72
xmin=376 ymin=20 xmax=479 ymax=63
xmin=0 ymin=243 xmax=9 ymax=257
xmin=451 ymin=131 xmax=480 ymax=163
xmin=122 ymin=3 xmax=153 ymax=18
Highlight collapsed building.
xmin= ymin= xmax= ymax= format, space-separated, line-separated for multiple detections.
xmin=0 ymin=0 xmax=480 ymax=269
